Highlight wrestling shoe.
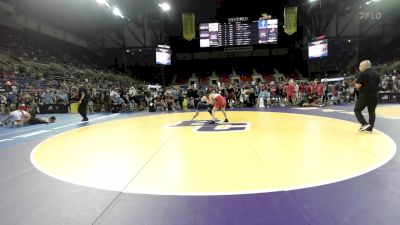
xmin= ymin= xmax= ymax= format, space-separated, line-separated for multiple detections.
xmin=359 ymin=124 xmax=371 ymax=132
xmin=361 ymin=127 xmax=373 ymax=134
xmin=361 ymin=130 xmax=373 ymax=134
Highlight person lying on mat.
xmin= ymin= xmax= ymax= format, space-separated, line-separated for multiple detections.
xmin=1 ymin=110 xmax=56 ymax=127
xmin=0 ymin=109 xmax=31 ymax=127
xmin=26 ymin=116 xmax=56 ymax=125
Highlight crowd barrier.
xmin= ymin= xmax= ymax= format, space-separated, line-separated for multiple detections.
xmin=379 ymin=92 xmax=400 ymax=103
xmin=32 ymin=94 xmax=400 ymax=115
xmin=38 ymin=104 xmax=69 ymax=114
xmin=70 ymin=103 xmax=79 ymax=113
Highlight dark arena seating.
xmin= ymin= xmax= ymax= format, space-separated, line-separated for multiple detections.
xmin=1 ymin=1 xmax=400 ymax=224
xmin=1 ymin=19 xmax=399 ymax=116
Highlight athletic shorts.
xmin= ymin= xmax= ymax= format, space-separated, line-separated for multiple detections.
xmin=214 ymin=95 xmax=226 ymax=109
xmin=196 ymin=102 xmax=211 ymax=111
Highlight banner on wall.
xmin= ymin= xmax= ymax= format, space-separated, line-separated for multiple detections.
xmin=182 ymin=13 xmax=195 ymax=41
xmin=284 ymin=7 xmax=297 ymax=35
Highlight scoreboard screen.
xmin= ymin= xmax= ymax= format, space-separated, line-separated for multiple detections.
xmin=308 ymin=39 xmax=328 ymax=59
xmin=156 ymin=47 xmax=171 ymax=65
xmin=199 ymin=19 xmax=278 ymax=48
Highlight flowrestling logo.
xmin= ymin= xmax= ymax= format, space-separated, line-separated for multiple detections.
xmin=359 ymin=12 xmax=382 ymax=20
xmin=171 ymin=120 xmax=250 ymax=132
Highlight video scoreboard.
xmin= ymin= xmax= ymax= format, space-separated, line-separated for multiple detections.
xmin=199 ymin=19 xmax=278 ymax=48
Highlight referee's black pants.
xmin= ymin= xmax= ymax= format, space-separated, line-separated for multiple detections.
xmin=354 ymin=94 xmax=378 ymax=129
xmin=78 ymin=101 xmax=89 ymax=120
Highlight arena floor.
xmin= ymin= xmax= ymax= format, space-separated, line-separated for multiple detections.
xmin=0 ymin=104 xmax=399 ymax=225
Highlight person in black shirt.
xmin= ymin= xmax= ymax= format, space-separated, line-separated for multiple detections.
xmin=28 ymin=116 xmax=56 ymax=125
xmin=78 ymin=86 xmax=89 ymax=121
xmin=354 ymin=60 xmax=381 ymax=132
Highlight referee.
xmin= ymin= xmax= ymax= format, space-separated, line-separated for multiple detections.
xmin=354 ymin=60 xmax=381 ymax=133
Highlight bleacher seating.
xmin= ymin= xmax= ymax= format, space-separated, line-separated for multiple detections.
xmin=175 ymin=73 xmax=191 ymax=85
xmin=198 ymin=75 xmax=209 ymax=85
xmin=219 ymin=74 xmax=231 ymax=84
xmin=286 ymin=74 xmax=301 ymax=80
xmin=262 ymin=74 xmax=274 ymax=82
xmin=240 ymin=74 xmax=253 ymax=83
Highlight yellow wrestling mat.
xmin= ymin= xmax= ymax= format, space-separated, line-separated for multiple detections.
xmin=30 ymin=112 xmax=396 ymax=195
xmin=298 ymin=105 xmax=400 ymax=120
xmin=376 ymin=105 xmax=400 ymax=119
xmin=340 ymin=105 xmax=400 ymax=119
